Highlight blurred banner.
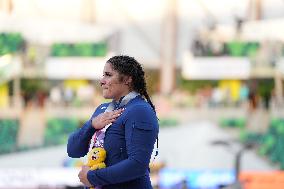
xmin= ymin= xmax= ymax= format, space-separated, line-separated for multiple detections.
xmin=0 ymin=168 xmax=81 ymax=188
xmin=182 ymin=53 xmax=251 ymax=80
xmin=159 ymin=168 xmax=235 ymax=189
xmin=45 ymin=57 xmax=107 ymax=79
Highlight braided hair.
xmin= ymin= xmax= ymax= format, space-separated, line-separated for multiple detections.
xmin=106 ymin=55 xmax=156 ymax=112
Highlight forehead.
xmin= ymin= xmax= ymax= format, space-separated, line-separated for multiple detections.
xmin=103 ymin=63 xmax=115 ymax=72
xmin=103 ymin=63 xmax=127 ymax=78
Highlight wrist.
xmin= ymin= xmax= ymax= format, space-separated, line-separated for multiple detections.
xmin=87 ymin=170 xmax=95 ymax=187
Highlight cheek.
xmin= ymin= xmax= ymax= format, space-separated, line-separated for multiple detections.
xmin=107 ymin=83 xmax=113 ymax=91
xmin=107 ymin=80 xmax=114 ymax=87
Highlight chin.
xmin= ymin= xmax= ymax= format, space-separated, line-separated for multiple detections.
xmin=104 ymin=97 xmax=112 ymax=100
xmin=102 ymin=94 xmax=112 ymax=99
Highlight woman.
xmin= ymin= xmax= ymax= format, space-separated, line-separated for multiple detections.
xmin=67 ymin=55 xmax=159 ymax=189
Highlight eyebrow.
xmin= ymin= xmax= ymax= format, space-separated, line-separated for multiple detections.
xmin=104 ymin=71 xmax=112 ymax=75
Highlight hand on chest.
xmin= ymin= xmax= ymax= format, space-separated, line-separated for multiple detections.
xmin=105 ymin=115 xmax=125 ymax=135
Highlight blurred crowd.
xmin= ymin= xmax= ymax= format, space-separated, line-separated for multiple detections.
xmin=20 ymin=81 xmax=104 ymax=109
xmin=18 ymin=81 xmax=279 ymax=113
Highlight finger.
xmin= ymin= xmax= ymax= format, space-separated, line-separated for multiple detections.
xmin=104 ymin=112 xmax=112 ymax=116
xmin=113 ymin=109 xmax=124 ymax=115
xmin=105 ymin=112 xmax=114 ymax=119
xmin=102 ymin=119 xmax=111 ymax=126
xmin=82 ymin=165 xmax=88 ymax=169
xmin=100 ymin=113 xmax=108 ymax=120
xmin=100 ymin=114 xmax=110 ymax=122
xmin=111 ymin=113 xmax=121 ymax=118
xmin=106 ymin=119 xmax=116 ymax=125
xmin=114 ymin=108 xmax=124 ymax=113
xmin=105 ymin=118 xmax=115 ymax=124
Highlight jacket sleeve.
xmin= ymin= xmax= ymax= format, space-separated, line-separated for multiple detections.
xmin=87 ymin=105 xmax=159 ymax=186
xmin=67 ymin=105 xmax=104 ymax=158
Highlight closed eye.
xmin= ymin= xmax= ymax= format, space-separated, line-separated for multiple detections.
xmin=103 ymin=72 xmax=112 ymax=77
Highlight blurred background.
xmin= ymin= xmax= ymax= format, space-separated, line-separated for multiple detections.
xmin=1 ymin=0 xmax=284 ymax=188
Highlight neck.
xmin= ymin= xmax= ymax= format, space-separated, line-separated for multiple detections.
xmin=114 ymin=96 xmax=124 ymax=103
xmin=114 ymin=90 xmax=133 ymax=102
xmin=108 ymin=91 xmax=139 ymax=111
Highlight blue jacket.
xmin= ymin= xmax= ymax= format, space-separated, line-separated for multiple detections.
xmin=67 ymin=96 xmax=159 ymax=189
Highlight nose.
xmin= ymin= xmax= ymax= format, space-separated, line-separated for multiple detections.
xmin=100 ymin=78 xmax=105 ymax=86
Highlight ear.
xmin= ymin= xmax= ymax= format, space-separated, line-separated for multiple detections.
xmin=124 ymin=76 xmax=132 ymax=86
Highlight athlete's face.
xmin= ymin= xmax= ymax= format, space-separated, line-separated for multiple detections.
xmin=100 ymin=63 xmax=131 ymax=101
